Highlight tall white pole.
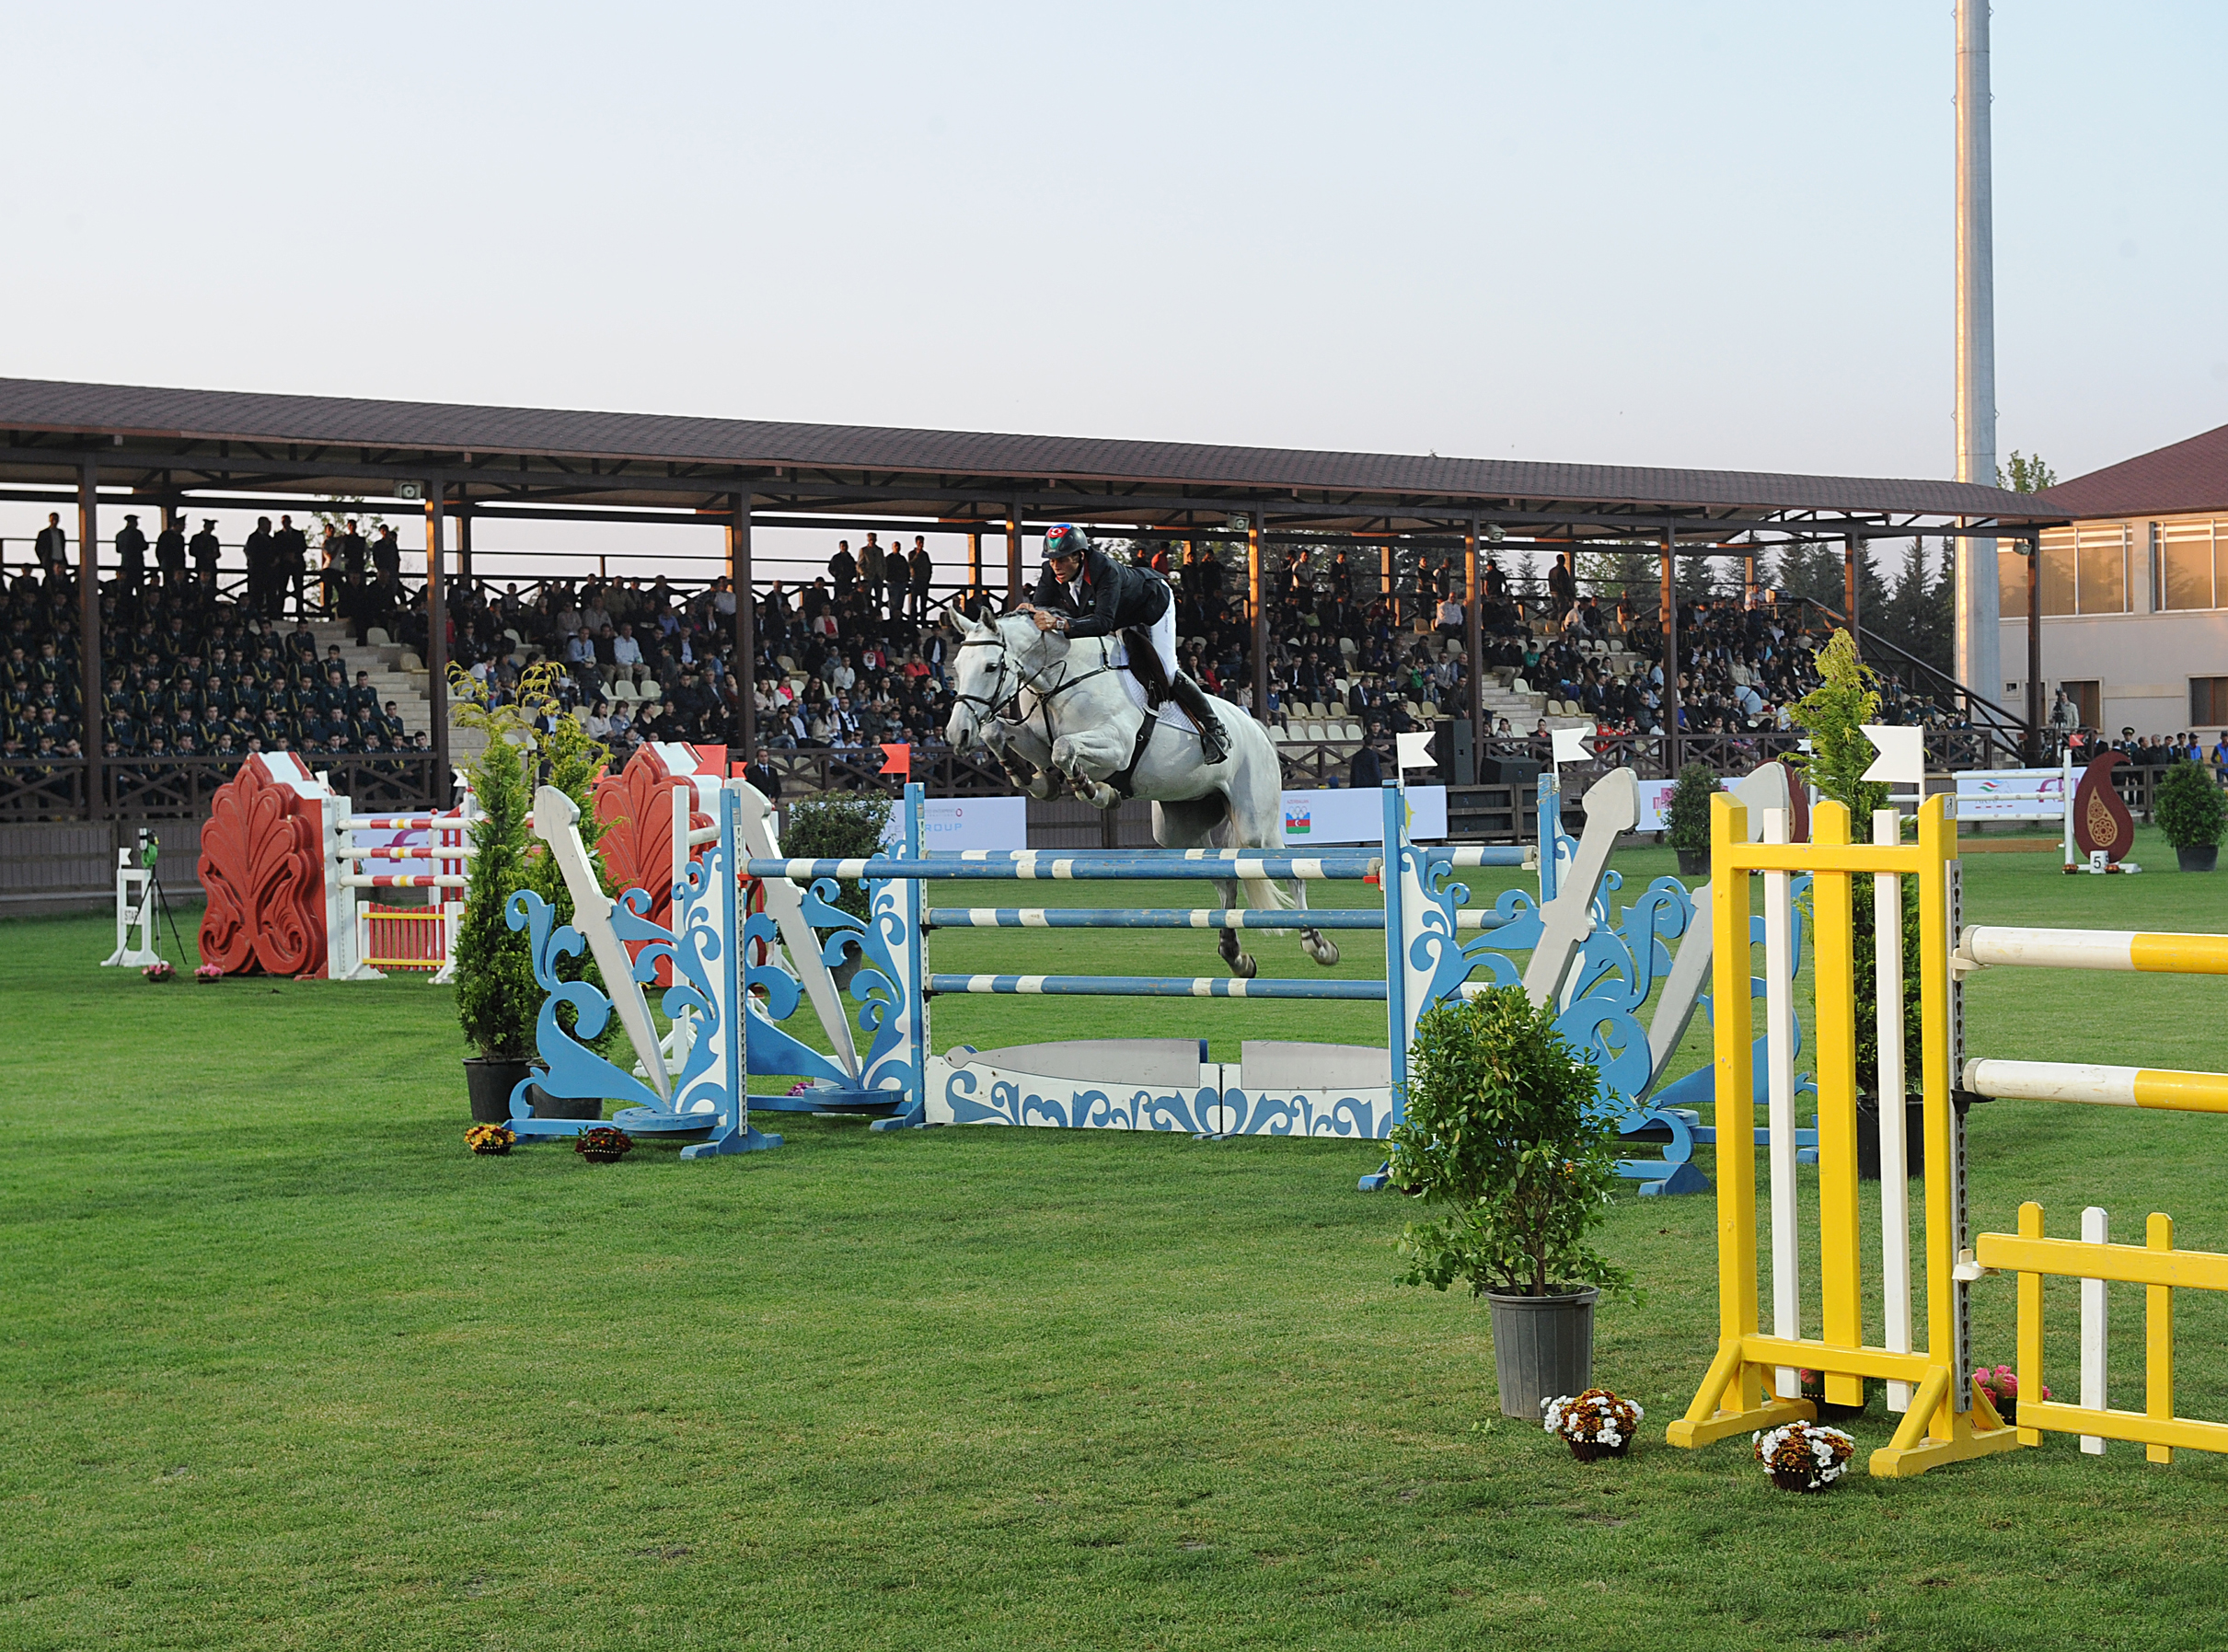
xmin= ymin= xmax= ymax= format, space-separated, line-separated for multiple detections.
xmin=1954 ymin=0 xmax=2001 ymax=710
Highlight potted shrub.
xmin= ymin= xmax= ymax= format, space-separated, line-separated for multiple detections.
xmin=779 ymin=791 xmax=895 ymax=987
xmin=1388 ymin=987 xmax=1633 ymax=1419
xmin=1664 ymin=761 xmax=1718 ymax=877
xmin=452 ymin=664 xmax=612 ymax=1124
xmin=1792 ymin=631 xmax=1923 ymax=1178
xmin=2156 ymin=757 xmax=2225 ymax=872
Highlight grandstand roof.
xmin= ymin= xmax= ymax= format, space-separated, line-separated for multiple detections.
xmin=2040 ymin=422 xmax=2228 ymax=521
xmin=0 ymin=375 xmax=2064 ymax=538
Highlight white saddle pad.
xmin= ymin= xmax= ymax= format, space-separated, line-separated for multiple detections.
xmin=1104 ymin=638 xmax=1197 ymax=736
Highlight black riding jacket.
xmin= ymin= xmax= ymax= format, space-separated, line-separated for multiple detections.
xmin=1029 ymin=547 xmax=1169 ymax=640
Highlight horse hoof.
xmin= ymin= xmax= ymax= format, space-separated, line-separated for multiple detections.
xmin=1304 ymin=933 xmax=1341 ymax=968
xmin=1233 ymin=953 xmax=1258 ymax=979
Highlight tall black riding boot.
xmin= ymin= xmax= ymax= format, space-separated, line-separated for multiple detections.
xmin=1170 ymin=673 xmax=1230 ymax=765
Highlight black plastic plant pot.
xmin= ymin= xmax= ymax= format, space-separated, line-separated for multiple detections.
xmin=2177 ymin=845 xmax=2219 ymax=873
xmin=1676 ymin=848 xmax=1710 ymax=877
xmin=1855 ymin=1096 xmax=1926 ymax=1182
xmin=1485 ymin=1287 xmax=1599 ymax=1419
xmin=464 ymin=1057 xmax=531 ymax=1125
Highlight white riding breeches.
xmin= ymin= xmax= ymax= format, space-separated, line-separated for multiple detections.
xmin=1143 ymin=603 xmax=1177 ymax=679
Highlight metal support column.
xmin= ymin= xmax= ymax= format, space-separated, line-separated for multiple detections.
xmin=425 ymin=479 xmax=449 ymax=788
xmin=1745 ymin=549 xmax=1759 ymax=608
xmin=1248 ymin=514 xmax=1269 ymax=723
xmin=1464 ymin=513 xmax=1484 ymax=773
xmin=1954 ymin=0 xmax=2001 ymax=710
xmin=1006 ymin=503 xmax=1022 ymax=606
xmin=731 ymin=491 xmax=755 ymax=755
xmin=1661 ymin=527 xmax=1680 ymax=774
xmin=2026 ymin=531 xmax=2044 ymax=759
xmin=1845 ymin=534 xmax=1863 ymax=641
xmin=967 ymin=529 xmax=982 ymax=600
xmin=77 ymin=456 xmax=101 ymax=822
xmin=457 ymin=502 xmax=473 ymax=592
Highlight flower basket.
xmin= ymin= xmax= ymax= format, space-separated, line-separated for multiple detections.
xmin=1973 ymin=1363 xmax=2043 ymax=1425
xmin=1754 ymin=1420 xmax=1856 ymax=1492
xmin=142 ymin=961 xmax=176 ymax=984
xmin=193 ymin=964 xmax=224 ymax=984
xmin=1543 ymin=1388 xmax=1642 ymax=1461
xmin=465 ymin=1124 xmax=515 ymax=1156
xmin=574 ymin=1126 xmax=633 ymax=1163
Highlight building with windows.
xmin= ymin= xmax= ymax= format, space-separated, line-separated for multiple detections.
xmin=2006 ymin=422 xmax=2228 ymax=738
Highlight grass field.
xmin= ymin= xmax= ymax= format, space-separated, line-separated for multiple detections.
xmin=6 ymin=827 xmax=2228 ymax=1649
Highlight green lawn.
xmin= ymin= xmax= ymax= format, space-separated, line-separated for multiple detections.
xmin=6 ymin=830 xmax=2228 ymax=1648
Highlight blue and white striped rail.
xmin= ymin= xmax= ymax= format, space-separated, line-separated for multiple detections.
xmin=744 ymin=854 xmax=1380 ymax=883
xmin=926 ymin=973 xmax=1388 ymax=999
xmin=922 ymin=906 xmax=1506 ymax=931
xmin=1419 ymin=844 xmax=1535 ymax=868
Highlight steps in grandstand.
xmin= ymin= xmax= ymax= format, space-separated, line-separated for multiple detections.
xmin=303 ymin=620 xmax=489 ymax=771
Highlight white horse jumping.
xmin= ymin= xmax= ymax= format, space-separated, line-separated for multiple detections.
xmin=943 ymin=609 xmax=1340 ymax=976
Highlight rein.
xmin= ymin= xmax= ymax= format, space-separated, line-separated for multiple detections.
xmin=959 ymin=628 xmax=1120 ymax=734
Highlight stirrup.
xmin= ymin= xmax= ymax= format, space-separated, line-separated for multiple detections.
xmin=1195 ymin=713 xmax=1229 ymax=764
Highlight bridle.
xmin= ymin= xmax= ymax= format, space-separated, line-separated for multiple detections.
xmin=950 ymin=621 xmax=1120 ymax=745
xmin=949 ymin=633 xmax=1021 ymax=729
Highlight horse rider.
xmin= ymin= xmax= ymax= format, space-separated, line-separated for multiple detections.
xmin=1020 ymin=523 xmax=1230 ymax=765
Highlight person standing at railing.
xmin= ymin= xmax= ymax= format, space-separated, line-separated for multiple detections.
xmin=907 ymin=536 xmax=933 ymax=622
xmin=273 ymin=515 xmax=308 ymax=618
xmin=33 ymin=513 xmax=66 ymax=577
xmin=858 ymin=533 xmax=884 ymax=618
xmin=372 ymin=525 xmax=401 ymax=585
xmin=116 ymin=514 xmax=148 ymax=591
xmin=155 ymin=516 xmax=187 ymax=585
xmin=190 ymin=520 xmax=221 ymax=589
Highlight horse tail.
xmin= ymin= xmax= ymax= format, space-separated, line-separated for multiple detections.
xmin=1240 ymin=875 xmax=1295 ymax=912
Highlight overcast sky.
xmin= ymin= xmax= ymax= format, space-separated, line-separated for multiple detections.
xmin=4 ymin=2 xmax=2222 ymax=572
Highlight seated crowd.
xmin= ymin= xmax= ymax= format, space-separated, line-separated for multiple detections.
xmin=7 ymin=517 xmax=1984 ymax=785
xmin=2 ymin=558 xmax=423 ymax=769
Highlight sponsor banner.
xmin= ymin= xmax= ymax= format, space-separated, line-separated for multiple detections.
xmin=881 ymin=794 xmax=1030 ymax=853
xmin=1955 ymin=767 xmax=2068 ymax=822
xmin=1634 ymin=775 xmax=1744 ymax=834
xmin=1277 ymin=785 xmax=1446 ymax=846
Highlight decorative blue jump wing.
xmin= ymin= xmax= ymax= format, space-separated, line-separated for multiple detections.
xmin=504 ymin=889 xmax=667 ymax=1117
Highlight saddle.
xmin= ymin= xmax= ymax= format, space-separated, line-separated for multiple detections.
xmin=1119 ymin=625 xmax=1172 ymax=708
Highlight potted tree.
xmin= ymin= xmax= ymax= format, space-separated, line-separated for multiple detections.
xmin=1388 ymin=987 xmax=1633 ymax=1419
xmin=1664 ymin=761 xmax=1718 ymax=877
xmin=2156 ymin=758 xmax=2225 ymax=872
xmin=1791 ymin=631 xmax=1923 ymax=1180
xmin=452 ymin=664 xmax=612 ymax=1123
xmin=779 ymin=791 xmax=895 ymax=988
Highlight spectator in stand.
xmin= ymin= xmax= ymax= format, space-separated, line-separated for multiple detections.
xmin=1547 ymin=551 xmax=1576 ymax=620
xmin=156 ymin=515 xmax=188 ymax=583
xmin=372 ymin=525 xmax=402 ymax=583
xmin=190 ymin=520 xmax=222 ymax=587
xmin=34 ymin=513 xmax=66 ymax=576
xmin=859 ymin=534 xmax=884 ymax=618
xmin=828 ymin=541 xmax=857 ymax=601
xmin=274 ymin=515 xmax=309 ymax=618
xmin=907 ymin=536 xmax=934 ymax=621
xmin=116 ymin=514 xmax=148 ymax=589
